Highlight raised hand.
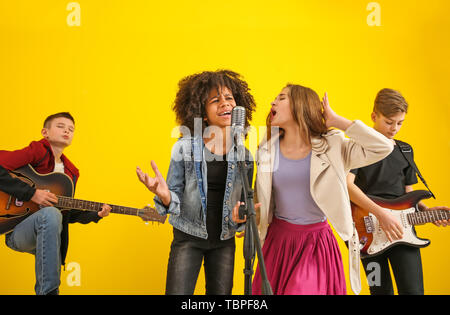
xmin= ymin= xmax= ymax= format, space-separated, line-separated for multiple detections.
xmin=322 ymin=92 xmax=352 ymax=131
xmin=137 ymin=160 xmax=171 ymax=206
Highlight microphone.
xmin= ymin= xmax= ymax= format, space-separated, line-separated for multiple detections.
xmin=231 ymin=106 xmax=246 ymax=129
xmin=231 ymin=106 xmax=246 ymax=162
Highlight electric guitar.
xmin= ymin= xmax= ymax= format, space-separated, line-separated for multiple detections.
xmin=351 ymin=190 xmax=449 ymax=258
xmin=0 ymin=164 xmax=166 ymax=235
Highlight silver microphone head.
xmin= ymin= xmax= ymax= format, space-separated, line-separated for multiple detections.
xmin=231 ymin=106 xmax=246 ymax=128
xmin=231 ymin=106 xmax=246 ymax=161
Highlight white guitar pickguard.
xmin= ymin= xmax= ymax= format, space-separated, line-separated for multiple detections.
xmin=366 ymin=207 xmax=430 ymax=255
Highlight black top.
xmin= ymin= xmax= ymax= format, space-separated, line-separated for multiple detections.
xmin=350 ymin=141 xmax=418 ymax=199
xmin=173 ymin=148 xmax=233 ymax=244
xmin=205 ymin=148 xmax=229 ymax=242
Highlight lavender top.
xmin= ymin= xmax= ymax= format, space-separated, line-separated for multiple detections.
xmin=272 ymin=144 xmax=326 ymax=225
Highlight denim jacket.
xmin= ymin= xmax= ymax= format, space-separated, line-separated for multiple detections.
xmin=154 ymin=136 xmax=254 ymax=240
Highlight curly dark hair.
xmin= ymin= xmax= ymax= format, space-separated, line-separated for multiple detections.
xmin=172 ymin=70 xmax=256 ymax=134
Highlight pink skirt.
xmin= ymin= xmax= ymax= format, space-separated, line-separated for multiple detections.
xmin=252 ymin=217 xmax=346 ymax=295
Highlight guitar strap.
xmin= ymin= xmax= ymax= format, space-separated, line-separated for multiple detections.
xmin=394 ymin=140 xmax=436 ymax=199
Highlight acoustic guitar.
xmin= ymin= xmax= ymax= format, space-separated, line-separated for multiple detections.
xmin=0 ymin=164 xmax=166 ymax=235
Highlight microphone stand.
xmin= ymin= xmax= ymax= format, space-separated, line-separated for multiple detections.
xmin=234 ymin=142 xmax=273 ymax=295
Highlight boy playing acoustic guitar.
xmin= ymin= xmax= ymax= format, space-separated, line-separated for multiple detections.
xmin=0 ymin=112 xmax=111 ymax=295
xmin=347 ymin=89 xmax=449 ymax=295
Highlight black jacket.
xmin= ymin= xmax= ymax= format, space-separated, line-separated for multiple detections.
xmin=0 ymin=164 xmax=36 ymax=201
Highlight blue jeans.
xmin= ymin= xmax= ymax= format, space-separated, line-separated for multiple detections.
xmin=5 ymin=207 xmax=63 ymax=295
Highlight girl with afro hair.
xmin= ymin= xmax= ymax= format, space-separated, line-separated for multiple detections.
xmin=137 ymin=70 xmax=256 ymax=294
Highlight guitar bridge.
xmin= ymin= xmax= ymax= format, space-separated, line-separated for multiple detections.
xmin=364 ymin=216 xmax=374 ymax=233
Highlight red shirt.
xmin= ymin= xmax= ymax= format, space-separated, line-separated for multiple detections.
xmin=0 ymin=138 xmax=79 ymax=187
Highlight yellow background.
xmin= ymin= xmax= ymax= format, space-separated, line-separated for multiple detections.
xmin=0 ymin=0 xmax=449 ymax=295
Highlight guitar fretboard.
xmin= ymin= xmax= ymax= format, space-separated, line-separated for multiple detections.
xmin=57 ymin=196 xmax=139 ymax=216
xmin=407 ymin=209 xmax=449 ymax=225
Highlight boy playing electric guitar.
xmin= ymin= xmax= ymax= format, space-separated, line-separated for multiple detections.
xmin=347 ymin=89 xmax=449 ymax=295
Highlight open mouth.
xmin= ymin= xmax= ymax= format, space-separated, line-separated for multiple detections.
xmin=270 ymin=109 xmax=277 ymax=118
xmin=218 ymin=111 xmax=232 ymax=117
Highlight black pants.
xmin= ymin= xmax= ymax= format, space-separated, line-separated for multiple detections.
xmin=165 ymin=228 xmax=236 ymax=295
xmin=362 ymin=245 xmax=424 ymax=295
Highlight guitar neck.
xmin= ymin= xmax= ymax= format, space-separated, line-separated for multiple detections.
xmin=407 ymin=209 xmax=450 ymax=226
xmin=57 ymin=196 xmax=140 ymax=216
